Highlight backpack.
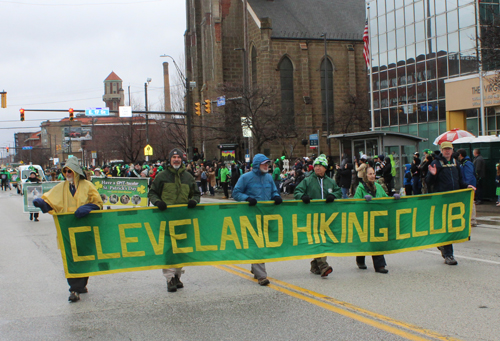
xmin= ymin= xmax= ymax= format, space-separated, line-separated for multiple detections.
xmin=201 ymin=171 xmax=207 ymax=180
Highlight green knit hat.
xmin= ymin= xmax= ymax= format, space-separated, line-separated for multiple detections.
xmin=314 ymin=154 xmax=328 ymax=168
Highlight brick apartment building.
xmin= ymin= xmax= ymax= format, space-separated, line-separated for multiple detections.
xmin=186 ymin=0 xmax=369 ymax=161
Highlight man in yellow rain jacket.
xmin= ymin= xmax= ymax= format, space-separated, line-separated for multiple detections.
xmin=33 ymin=157 xmax=103 ymax=303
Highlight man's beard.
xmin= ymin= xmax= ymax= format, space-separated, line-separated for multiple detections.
xmin=172 ymin=164 xmax=181 ymax=169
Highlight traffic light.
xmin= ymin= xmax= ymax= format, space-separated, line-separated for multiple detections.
xmin=69 ymin=108 xmax=74 ymax=121
xmin=6 ymin=147 xmax=9 ymax=153
xmin=195 ymin=102 xmax=201 ymax=116
xmin=1 ymin=92 xmax=6 ymax=108
xmin=204 ymin=99 xmax=211 ymax=114
xmin=20 ymin=108 xmax=25 ymax=121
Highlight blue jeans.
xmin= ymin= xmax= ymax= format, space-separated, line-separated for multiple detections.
xmin=440 ymin=244 xmax=454 ymax=257
xmin=412 ymin=177 xmax=421 ymax=195
xmin=341 ymin=187 xmax=349 ymax=199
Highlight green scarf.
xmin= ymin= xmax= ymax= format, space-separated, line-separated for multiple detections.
xmin=167 ymin=164 xmax=186 ymax=202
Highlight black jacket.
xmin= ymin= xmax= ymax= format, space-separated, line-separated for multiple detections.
xmin=338 ymin=163 xmax=353 ymax=189
xmin=425 ymin=154 xmax=468 ymax=193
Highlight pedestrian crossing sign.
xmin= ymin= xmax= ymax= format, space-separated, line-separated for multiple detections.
xmin=144 ymin=144 xmax=153 ymax=156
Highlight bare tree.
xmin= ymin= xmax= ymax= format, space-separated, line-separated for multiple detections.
xmin=334 ymin=94 xmax=370 ymax=134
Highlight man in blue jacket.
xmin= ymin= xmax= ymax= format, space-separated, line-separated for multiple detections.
xmin=457 ymin=148 xmax=477 ymax=227
xmin=233 ymin=154 xmax=282 ymax=286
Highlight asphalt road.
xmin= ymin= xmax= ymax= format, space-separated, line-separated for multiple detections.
xmin=1 ymin=190 xmax=499 ymax=341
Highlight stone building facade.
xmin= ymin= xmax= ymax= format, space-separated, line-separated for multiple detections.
xmin=102 ymin=71 xmax=125 ymax=113
xmin=185 ymin=0 xmax=369 ymax=161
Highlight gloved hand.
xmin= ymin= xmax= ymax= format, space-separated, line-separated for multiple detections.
xmin=74 ymin=203 xmax=100 ymax=218
xmin=364 ymin=195 xmax=372 ymax=202
xmin=155 ymin=200 xmax=167 ymax=211
xmin=247 ymin=197 xmax=257 ymax=206
xmin=33 ymin=198 xmax=52 ymax=213
xmin=393 ymin=193 xmax=401 ymax=200
xmin=302 ymin=195 xmax=311 ymax=204
xmin=273 ymin=196 xmax=283 ymax=205
xmin=326 ymin=194 xmax=335 ymax=203
xmin=187 ymin=200 xmax=197 ymax=208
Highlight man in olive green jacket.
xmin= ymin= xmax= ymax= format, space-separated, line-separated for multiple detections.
xmin=148 ymin=148 xmax=200 ymax=292
xmin=294 ymin=154 xmax=341 ymax=277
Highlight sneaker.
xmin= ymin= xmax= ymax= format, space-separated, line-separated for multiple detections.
xmin=34 ymin=218 xmax=39 ymax=222
xmin=437 ymin=246 xmax=445 ymax=259
xmin=174 ymin=274 xmax=184 ymax=289
xmin=375 ymin=267 xmax=389 ymax=274
xmin=320 ymin=266 xmax=333 ymax=277
xmin=310 ymin=261 xmax=321 ymax=275
xmin=68 ymin=291 xmax=80 ymax=302
xmin=258 ymin=278 xmax=270 ymax=286
xmin=445 ymin=256 xmax=458 ymax=265
xmin=167 ymin=278 xmax=177 ymax=292
xmin=356 ymin=263 xmax=367 ymax=270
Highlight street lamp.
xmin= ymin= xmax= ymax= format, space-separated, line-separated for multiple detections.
xmin=160 ymin=54 xmax=193 ymax=159
xmin=145 ymin=78 xmax=152 ymax=147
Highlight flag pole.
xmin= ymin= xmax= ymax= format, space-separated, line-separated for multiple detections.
xmin=367 ymin=5 xmax=375 ymax=131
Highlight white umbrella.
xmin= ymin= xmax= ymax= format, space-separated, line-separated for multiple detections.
xmin=433 ymin=129 xmax=476 ymax=145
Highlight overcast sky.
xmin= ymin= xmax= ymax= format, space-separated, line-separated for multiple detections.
xmin=0 ymin=0 xmax=186 ymax=156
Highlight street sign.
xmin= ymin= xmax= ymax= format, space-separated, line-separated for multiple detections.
xmin=144 ymin=144 xmax=153 ymax=156
xmin=309 ymin=134 xmax=318 ymax=146
xmin=245 ymin=154 xmax=250 ymax=162
xmin=119 ymin=106 xmax=132 ymax=117
xmin=217 ymin=96 xmax=226 ymax=107
xmin=86 ymin=107 xmax=110 ymax=116
xmin=22 ymin=146 xmax=33 ymax=150
xmin=91 ymin=151 xmax=97 ymax=159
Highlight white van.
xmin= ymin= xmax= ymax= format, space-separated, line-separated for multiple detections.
xmin=17 ymin=165 xmax=47 ymax=194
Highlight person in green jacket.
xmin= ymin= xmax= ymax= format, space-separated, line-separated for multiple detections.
xmin=353 ymin=165 xmax=398 ymax=274
xmin=294 ymin=154 xmax=342 ymax=277
xmin=148 ymin=148 xmax=200 ymax=292
xmin=1 ymin=168 xmax=12 ymax=191
xmin=220 ymin=163 xmax=231 ymax=199
xmin=272 ymin=160 xmax=281 ymax=193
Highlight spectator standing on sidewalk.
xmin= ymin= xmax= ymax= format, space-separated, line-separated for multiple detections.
xmin=473 ymin=149 xmax=485 ymax=204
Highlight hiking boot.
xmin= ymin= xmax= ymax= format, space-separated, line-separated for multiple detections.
xmin=445 ymin=256 xmax=458 ymax=265
xmin=174 ymin=274 xmax=184 ymax=289
xmin=167 ymin=278 xmax=177 ymax=292
xmin=356 ymin=263 xmax=367 ymax=270
xmin=375 ymin=267 xmax=389 ymax=274
xmin=68 ymin=291 xmax=80 ymax=302
xmin=79 ymin=287 xmax=88 ymax=294
xmin=437 ymin=246 xmax=446 ymax=259
xmin=258 ymin=278 xmax=270 ymax=286
xmin=320 ymin=266 xmax=333 ymax=278
xmin=310 ymin=261 xmax=321 ymax=275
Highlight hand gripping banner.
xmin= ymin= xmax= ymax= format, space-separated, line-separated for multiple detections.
xmin=53 ymin=189 xmax=473 ymax=278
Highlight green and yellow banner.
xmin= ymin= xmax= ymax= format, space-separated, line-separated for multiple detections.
xmin=53 ymin=189 xmax=473 ymax=278
xmin=91 ymin=177 xmax=149 ymax=207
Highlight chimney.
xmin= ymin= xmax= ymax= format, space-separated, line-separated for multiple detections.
xmin=163 ymin=62 xmax=172 ymax=112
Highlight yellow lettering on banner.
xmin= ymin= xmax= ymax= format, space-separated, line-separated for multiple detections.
xmin=119 ymin=223 xmax=146 ymax=257
xmin=264 ymin=215 xmax=283 ymax=248
xmin=370 ymin=211 xmax=388 ymax=242
xmin=292 ymin=214 xmax=312 ymax=246
xmin=240 ymin=215 xmax=264 ymax=249
xmin=412 ymin=208 xmax=428 ymax=237
xmin=193 ymin=218 xmax=218 ymax=251
xmin=93 ymin=226 xmax=120 ymax=259
xmin=313 ymin=213 xmax=320 ymax=244
xmin=220 ymin=217 xmax=242 ymax=250
xmin=144 ymin=221 xmax=166 ymax=255
xmin=341 ymin=212 xmax=347 ymax=243
xmin=319 ymin=213 xmax=339 ymax=243
xmin=168 ymin=219 xmax=194 ymax=254
xmin=69 ymin=226 xmax=95 ymax=262
xmin=448 ymin=202 xmax=466 ymax=232
xmin=396 ymin=209 xmax=411 ymax=240
xmin=348 ymin=212 xmax=368 ymax=243
xmin=430 ymin=205 xmax=446 ymax=234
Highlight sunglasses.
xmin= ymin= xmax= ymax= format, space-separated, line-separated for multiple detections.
xmin=63 ymin=169 xmax=73 ymax=174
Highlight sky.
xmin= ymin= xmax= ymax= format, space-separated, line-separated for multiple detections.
xmin=0 ymin=0 xmax=186 ymax=156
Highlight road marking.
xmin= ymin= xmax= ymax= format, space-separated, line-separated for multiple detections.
xmin=214 ymin=264 xmax=461 ymax=341
xmin=422 ymin=250 xmax=500 ymax=265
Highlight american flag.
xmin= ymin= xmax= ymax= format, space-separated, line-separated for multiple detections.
xmin=363 ymin=19 xmax=370 ymax=66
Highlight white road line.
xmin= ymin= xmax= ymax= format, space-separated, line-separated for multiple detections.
xmin=422 ymin=250 xmax=500 ymax=265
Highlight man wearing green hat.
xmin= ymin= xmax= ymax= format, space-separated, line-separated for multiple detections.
xmin=293 ymin=154 xmax=341 ymax=277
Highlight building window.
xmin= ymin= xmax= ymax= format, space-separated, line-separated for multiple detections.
xmin=279 ymin=57 xmax=295 ymax=124
xmin=251 ymin=46 xmax=257 ymax=89
xmin=321 ymin=58 xmax=334 ymax=132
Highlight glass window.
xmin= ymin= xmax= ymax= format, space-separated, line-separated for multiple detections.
xmin=417 ymin=82 xmax=427 ymax=102
xmin=404 ymin=0 xmax=413 ymax=6
xmin=426 ymin=59 xmax=436 ymax=79
xmin=378 ymin=0 xmax=386 ymax=16
xmin=427 ymin=37 xmax=437 ymax=54
xmin=458 ymin=0 xmax=475 ymax=6
xmin=396 ymin=8 xmax=405 ymax=28
xmin=390 ymin=107 xmax=398 ymax=125
xmin=380 ymin=51 xmax=388 ymax=67
xmin=407 ymin=84 xmax=416 ymax=103
xmin=438 ymin=101 xmax=446 ymax=121
xmin=415 ymin=21 xmax=426 ymax=42
xmin=447 ymin=0 xmax=458 ymax=11
xmin=448 ymin=52 xmax=460 ymax=75
xmin=382 ymin=109 xmax=390 ymax=126
xmin=279 ymin=57 xmax=295 ymax=124
xmin=379 ymin=33 xmax=387 ymax=52
xmin=437 ymin=79 xmax=445 ymax=98
xmin=405 ymin=4 xmax=414 ymax=23
xmin=447 ymin=10 xmax=459 ymax=32
xmin=407 ymin=64 xmax=416 ymax=84
xmin=387 ymin=11 xmax=396 ymax=31
xmin=448 ymin=31 xmax=459 ymax=53
xmin=396 ymin=27 xmax=405 ymax=47
xmin=320 ymin=58 xmax=334 ymax=132
xmin=379 ymin=14 xmax=387 ymax=34
xmin=409 ymin=108 xmax=418 ymax=123
xmin=460 ymin=49 xmax=478 ymax=74
xmin=398 ymin=85 xmax=407 ymax=103
xmin=437 ymin=35 xmax=447 ymax=53
xmin=428 ymin=101 xmax=438 ymax=121
xmin=395 ymin=0 xmax=404 ymax=9
xmin=375 ymin=110 xmax=381 ymax=128
xmin=428 ymin=80 xmax=437 ymax=100
xmin=399 ymin=106 xmax=408 ymax=124
xmin=370 ymin=4 xmax=378 ymax=18
xmin=397 ymin=47 xmax=406 ymax=63
xmin=437 ymin=56 xmax=448 ymax=78
xmin=371 ymin=17 xmax=378 ymax=36
xmin=460 ymin=27 xmax=476 ymax=51
xmin=414 ymin=1 xmax=425 ymax=22
xmin=381 ymin=90 xmax=389 ymax=107
xmin=387 ymin=30 xmax=396 ymax=50
xmin=251 ymin=47 xmax=258 ymax=88
xmin=407 ymin=43 xmax=416 ymax=61
xmin=426 ymin=0 xmax=436 ymax=17
xmin=436 ymin=13 xmax=447 ymax=36
xmin=466 ymin=108 xmax=478 ymax=118
xmin=416 ymin=61 xmax=426 ymax=81
xmin=387 ymin=0 xmax=395 ymax=12
xmin=429 ymin=16 xmax=437 ymax=39
xmin=372 ymin=35 xmax=379 ymax=54
xmin=436 ymin=0 xmax=447 ymax=14
xmin=397 ymin=67 xmax=406 ymax=85
xmin=418 ymin=105 xmax=428 ymax=122
xmin=388 ymin=49 xmax=397 ymax=67
xmin=406 ymin=23 xmax=415 ymax=44
xmin=373 ymin=91 xmax=380 ymax=108
xmin=390 ymin=69 xmax=398 ymax=87
xmin=416 ymin=41 xmax=426 ymax=61
xmin=459 ymin=5 xmax=475 ymax=29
